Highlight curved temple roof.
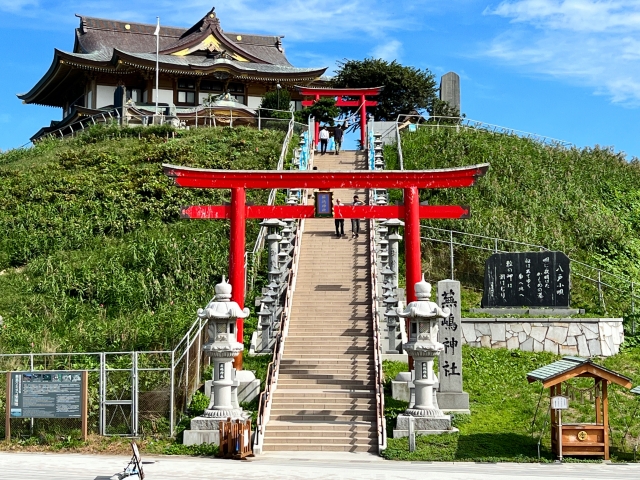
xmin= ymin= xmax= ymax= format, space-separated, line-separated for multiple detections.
xmin=19 ymin=7 xmax=327 ymax=106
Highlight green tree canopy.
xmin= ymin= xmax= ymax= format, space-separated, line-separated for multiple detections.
xmin=259 ymin=88 xmax=292 ymax=119
xmin=294 ymin=97 xmax=340 ymax=126
xmin=331 ymin=58 xmax=437 ymax=121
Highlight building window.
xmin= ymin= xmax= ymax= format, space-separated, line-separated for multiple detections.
xmin=177 ymin=78 xmax=196 ymax=105
xmin=200 ymin=80 xmax=224 ymax=92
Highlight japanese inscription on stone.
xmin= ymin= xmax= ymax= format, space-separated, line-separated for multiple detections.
xmin=9 ymin=371 xmax=84 ymax=419
xmin=482 ymin=252 xmax=570 ymax=307
xmin=437 ymin=280 xmax=463 ymax=393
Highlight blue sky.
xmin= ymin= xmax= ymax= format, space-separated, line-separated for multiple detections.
xmin=1 ymin=0 xmax=639 ymax=158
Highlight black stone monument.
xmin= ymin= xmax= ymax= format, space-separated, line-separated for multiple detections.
xmin=482 ymin=251 xmax=570 ymax=308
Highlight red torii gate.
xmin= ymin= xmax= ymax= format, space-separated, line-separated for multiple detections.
xmin=163 ymin=164 xmax=489 ymax=368
xmin=295 ymin=86 xmax=383 ymax=148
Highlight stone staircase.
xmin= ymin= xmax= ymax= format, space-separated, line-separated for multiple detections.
xmin=262 ymin=150 xmax=378 ymax=452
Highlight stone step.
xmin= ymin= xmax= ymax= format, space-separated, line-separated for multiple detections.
xmin=270 ymin=414 xmax=377 ymax=422
xmin=276 ymin=378 xmax=373 ymax=387
xmin=270 ymin=398 xmax=377 ymax=406
xmin=279 ymin=366 xmax=376 ymax=373
xmin=261 ymin=443 xmax=376 ymax=452
xmin=273 ymin=388 xmax=376 ymax=403
xmin=278 ymin=373 xmax=375 ymax=381
xmin=284 ymin=338 xmax=374 ymax=344
xmin=263 ymin=434 xmax=376 ymax=443
xmin=280 ymin=358 xmax=374 ymax=365
xmin=270 ymin=406 xmax=374 ymax=415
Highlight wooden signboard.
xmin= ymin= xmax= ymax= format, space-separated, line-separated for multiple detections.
xmin=314 ymin=191 xmax=333 ymax=218
xmin=5 ymin=370 xmax=88 ymax=441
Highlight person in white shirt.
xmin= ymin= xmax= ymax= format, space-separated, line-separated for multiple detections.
xmin=319 ymin=126 xmax=329 ymax=155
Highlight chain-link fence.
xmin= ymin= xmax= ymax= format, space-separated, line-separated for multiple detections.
xmin=0 ymin=317 xmax=209 ymax=440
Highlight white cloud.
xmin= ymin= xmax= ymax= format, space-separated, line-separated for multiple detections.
xmin=484 ymin=1 xmax=640 ymax=106
xmin=371 ymin=39 xmax=403 ymax=61
xmin=0 ymin=0 xmax=38 ymax=13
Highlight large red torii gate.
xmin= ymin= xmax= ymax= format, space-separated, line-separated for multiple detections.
xmin=163 ymin=164 xmax=489 ymax=368
xmin=295 ymin=86 xmax=383 ymax=148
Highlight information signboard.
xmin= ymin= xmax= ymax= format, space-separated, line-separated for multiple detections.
xmin=5 ymin=370 xmax=88 ymax=440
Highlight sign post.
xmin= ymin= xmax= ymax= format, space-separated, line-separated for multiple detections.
xmin=551 ymin=395 xmax=569 ymax=461
xmin=5 ymin=370 xmax=88 ymax=441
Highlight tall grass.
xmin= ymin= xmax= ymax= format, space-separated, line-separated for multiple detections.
xmin=0 ymin=125 xmax=285 ymax=354
xmin=385 ymin=127 xmax=640 ymax=316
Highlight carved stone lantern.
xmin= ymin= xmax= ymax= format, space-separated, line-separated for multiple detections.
xmin=183 ymin=277 xmax=250 ymax=445
xmin=383 ymin=219 xmax=404 ymax=288
xmin=394 ymin=275 xmax=455 ymax=436
xmin=261 ymin=219 xmax=285 ymax=273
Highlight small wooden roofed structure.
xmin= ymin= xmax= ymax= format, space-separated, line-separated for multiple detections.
xmin=527 ymin=356 xmax=632 ymax=460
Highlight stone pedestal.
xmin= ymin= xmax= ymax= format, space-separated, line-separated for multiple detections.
xmin=394 ymin=414 xmax=458 ymax=437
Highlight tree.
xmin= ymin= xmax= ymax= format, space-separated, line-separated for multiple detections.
xmin=294 ymin=97 xmax=340 ymax=126
xmin=426 ymin=98 xmax=464 ymax=124
xmin=331 ymin=58 xmax=437 ymax=121
xmin=259 ymin=88 xmax=292 ymax=119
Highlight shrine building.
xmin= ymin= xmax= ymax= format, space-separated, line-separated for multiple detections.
xmin=18 ymin=7 xmax=327 ymax=140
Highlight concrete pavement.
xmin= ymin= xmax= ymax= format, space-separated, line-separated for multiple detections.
xmin=1 ymin=451 xmax=639 ymax=479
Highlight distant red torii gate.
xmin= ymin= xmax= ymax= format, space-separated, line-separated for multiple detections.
xmin=163 ymin=164 xmax=489 ymax=368
xmin=295 ymin=86 xmax=384 ymax=148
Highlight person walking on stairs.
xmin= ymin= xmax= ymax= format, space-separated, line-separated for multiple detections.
xmin=351 ymin=195 xmax=363 ymax=238
xmin=334 ymin=198 xmax=345 ymax=237
xmin=333 ymin=124 xmax=344 ymax=154
xmin=319 ymin=126 xmax=329 ymax=155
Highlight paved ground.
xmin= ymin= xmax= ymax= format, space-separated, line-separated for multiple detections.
xmin=1 ymin=451 xmax=639 ymax=479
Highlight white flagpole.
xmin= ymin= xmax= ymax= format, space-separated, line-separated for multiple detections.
xmin=155 ymin=17 xmax=160 ymax=116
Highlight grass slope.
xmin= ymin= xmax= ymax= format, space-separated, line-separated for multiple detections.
xmin=383 ymin=346 xmax=640 ymax=461
xmin=0 ymin=124 xmax=285 ymax=354
xmin=384 ymin=127 xmax=640 ymax=317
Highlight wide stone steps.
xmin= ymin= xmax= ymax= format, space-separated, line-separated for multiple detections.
xmin=262 ymin=151 xmax=377 ymax=453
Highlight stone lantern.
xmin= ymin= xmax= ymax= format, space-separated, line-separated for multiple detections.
xmin=393 ymin=275 xmax=455 ymax=437
xmin=184 ymin=277 xmax=250 ymax=445
xmin=383 ymin=219 xmax=404 ymax=289
xmin=261 ymin=219 xmax=285 ymax=273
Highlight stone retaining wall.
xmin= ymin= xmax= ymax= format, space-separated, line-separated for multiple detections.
xmin=461 ymin=318 xmax=623 ymax=357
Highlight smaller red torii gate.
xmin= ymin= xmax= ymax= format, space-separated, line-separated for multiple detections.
xmin=295 ymin=86 xmax=383 ymax=148
xmin=163 ymin=164 xmax=489 ymax=368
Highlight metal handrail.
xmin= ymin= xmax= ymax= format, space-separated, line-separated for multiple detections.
xmin=369 ymin=208 xmax=386 ymax=452
xmin=420 ymin=227 xmax=640 ymax=315
xmin=396 ymin=114 xmax=574 ymax=148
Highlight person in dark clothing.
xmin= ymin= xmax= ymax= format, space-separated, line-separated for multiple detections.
xmin=334 ymin=198 xmax=345 ymax=237
xmin=333 ymin=125 xmax=344 ymax=154
xmin=351 ymin=195 xmax=363 ymax=238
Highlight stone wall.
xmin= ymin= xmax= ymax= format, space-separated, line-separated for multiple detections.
xmin=461 ymin=318 xmax=623 ymax=357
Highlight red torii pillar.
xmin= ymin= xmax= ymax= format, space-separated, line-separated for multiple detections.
xmin=163 ymin=164 xmax=489 ymax=368
xmin=295 ymin=86 xmax=384 ymax=149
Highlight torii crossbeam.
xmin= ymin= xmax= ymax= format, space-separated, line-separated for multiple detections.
xmin=163 ymin=163 xmax=489 ymax=368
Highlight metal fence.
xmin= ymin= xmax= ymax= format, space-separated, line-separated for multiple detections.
xmin=0 ymin=315 xmax=208 ymax=439
xmin=420 ymin=225 xmax=639 ymax=325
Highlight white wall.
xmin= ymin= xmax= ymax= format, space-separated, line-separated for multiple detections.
xmin=96 ymin=85 xmax=117 ymax=108
xmin=247 ymin=95 xmax=262 ymax=110
xmin=153 ymin=89 xmax=174 ymax=104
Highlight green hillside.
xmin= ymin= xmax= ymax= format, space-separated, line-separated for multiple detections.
xmin=0 ymin=124 xmax=286 ymax=354
xmin=385 ymin=126 xmax=640 ymax=319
